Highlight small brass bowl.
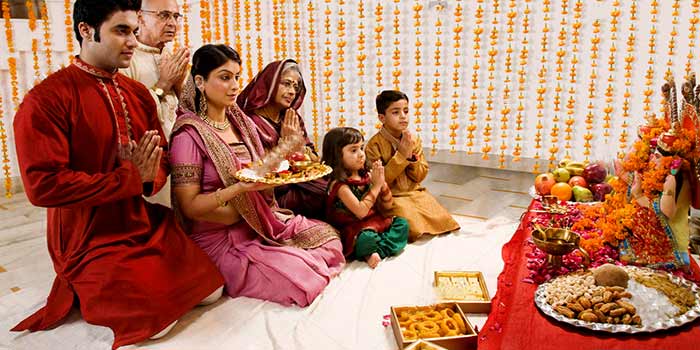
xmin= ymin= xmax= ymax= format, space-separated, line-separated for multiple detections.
xmin=532 ymin=227 xmax=580 ymax=256
xmin=532 ymin=227 xmax=590 ymax=267
xmin=291 ymin=160 xmax=313 ymax=171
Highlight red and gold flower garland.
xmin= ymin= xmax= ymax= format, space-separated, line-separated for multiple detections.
xmin=687 ymin=1 xmax=700 ymax=78
xmin=412 ymin=2 xmax=424 ymax=134
xmin=620 ymin=0 xmax=639 ymax=157
xmin=533 ymin=0 xmax=551 ymax=173
xmin=64 ymin=0 xmax=74 ymax=59
xmin=233 ymin=0 xmax=242 ymax=54
xmin=222 ymin=0 xmax=230 ymax=46
xmin=243 ymin=0 xmax=253 ymax=82
xmin=644 ymin=1 xmax=658 ymax=117
xmin=373 ymin=2 xmax=384 ymax=90
xmin=323 ymin=1 xmax=333 ymax=132
xmin=307 ymin=1 xmax=320 ymax=143
xmin=513 ymin=1 xmax=531 ymax=162
xmin=391 ymin=0 xmax=401 ymax=89
xmin=483 ymin=0 xmax=499 ymax=160
xmin=356 ymin=0 xmax=367 ymax=134
xmin=182 ymin=1 xmax=190 ymax=49
xmin=602 ymin=0 xmax=621 ymax=144
xmin=584 ymin=20 xmax=601 ymax=161
xmin=292 ymin=0 xmax=301 ymax=61
xmin=449 ymin=0 xmax=463 ymax=154
xmin=272 ymin=0 xmax=280 ymax=60
xmin=40 ymin=2 xmax=52 ymax=74
xmin=499 ymin=0 xmax=515 ymax=166
xmin=0 ymin=95 xmax=9 ymax=198
xmin=430 ymin=3 xmax=445 ymax=155
xmin=336 ymin=2 xmax=347 ymax=126
xmin=466 ymin=4 xmax=484 ymax=154
xmin=212 ymin=0 xmax=221 ymax=42
xmin=563 ymin=1 xmax=582 ymax=159
xmin=255 ymin=0 xmax=263 ymax=72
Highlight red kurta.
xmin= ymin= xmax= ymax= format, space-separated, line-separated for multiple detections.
xmin=11 ymin=58 xmax=224 ymax=349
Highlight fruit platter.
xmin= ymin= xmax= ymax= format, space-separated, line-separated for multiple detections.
xmin=532 ymin=159 xmax=613 ymax=203
xmin=234 ymin=151 xmax=332 ymax=185
xmin=534 ymin=264 xmax=700 ymax=333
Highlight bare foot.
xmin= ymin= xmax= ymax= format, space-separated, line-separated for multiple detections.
xmin=366 ymin=253 xmax=381 ymax=269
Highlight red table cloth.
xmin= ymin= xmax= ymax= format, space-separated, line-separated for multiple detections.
xmin=478 ymin=200 xmax=700 ymax=350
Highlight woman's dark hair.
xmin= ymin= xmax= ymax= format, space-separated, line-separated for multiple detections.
xmin=73 ymin=0 xmax=141 ymax=45
xmin=376 ymin=90 xmax=409 ymax=115
xmin=191 ymin=44 xmax=242 ymax=114
xmin=322 ymin=127 xmax=370 ymax=182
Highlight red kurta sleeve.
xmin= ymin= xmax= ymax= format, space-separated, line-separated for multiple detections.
xmin=13 ymin=85 xmax=144 ymax=209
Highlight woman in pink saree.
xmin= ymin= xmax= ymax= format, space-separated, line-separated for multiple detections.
xmin=170 ymin=45 xmax=344 ymax=306
xmin=236 ymin=59 xmax=327 ymax=219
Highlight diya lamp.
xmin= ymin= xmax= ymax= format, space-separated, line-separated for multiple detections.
xmin=531 ymin=226 xmax=590 ymax=268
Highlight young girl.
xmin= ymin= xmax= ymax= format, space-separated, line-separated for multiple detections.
xmin=322 ymin=127 xmax=409 ymax=268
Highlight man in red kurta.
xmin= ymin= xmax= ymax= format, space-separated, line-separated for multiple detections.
xmin=10 ymin=1 xmax=224 ymax=348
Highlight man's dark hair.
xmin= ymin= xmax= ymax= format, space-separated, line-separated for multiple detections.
xmin=376 ymin=90 xmax=409 ymax=115
xmin=73 ymin=0 xmax=141 ymax=44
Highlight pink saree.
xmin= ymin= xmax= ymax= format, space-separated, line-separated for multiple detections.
xmin=236 ymin=59 xmax=327 ymax=219
xmin=169 ymin=104 xmax=344 ymax=307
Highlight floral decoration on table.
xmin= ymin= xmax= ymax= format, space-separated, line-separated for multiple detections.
xmin=525 ymin=73 xmax=700 ymax=284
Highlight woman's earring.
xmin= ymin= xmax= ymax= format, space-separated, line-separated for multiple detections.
xmin=198 ymin=92 xmax=208 ymax=117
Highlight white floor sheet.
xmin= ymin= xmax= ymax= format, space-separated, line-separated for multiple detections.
xmin=0 ymin=215 xmax=517 ymax=350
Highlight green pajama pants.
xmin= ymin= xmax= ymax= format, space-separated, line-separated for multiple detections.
xmin=353 ymin=217 xmax=409 ymax=259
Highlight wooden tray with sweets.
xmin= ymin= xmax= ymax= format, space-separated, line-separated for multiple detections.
xmin=434 ymin=271 xmax=491 ymax=314
xmin=390 ymin=302 xmax=477 ymax=350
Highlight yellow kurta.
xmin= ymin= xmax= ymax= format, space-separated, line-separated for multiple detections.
xmin=365 ymin=129 xmax=460 ymax=241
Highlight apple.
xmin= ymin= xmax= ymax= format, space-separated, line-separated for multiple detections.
xmin=535 ymin=173 xmax=556 ymax=195
xmin=568 ymin=175 xmax=587 ymax=188
xmin=582 ymin=162 xmax=608 ymax=184
xmin=552 ymin=168 xmax=571 ymax=182
xmin=590 ymin=182 xmax=613 ymax=201
xmin=287 ymin=151 xmax=306 ymax=162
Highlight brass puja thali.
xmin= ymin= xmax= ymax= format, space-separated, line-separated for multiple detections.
xmin=234 ymin=160 xmax=332 ymax=185
xmin=534 ymin=265 xmax=700 ymax=333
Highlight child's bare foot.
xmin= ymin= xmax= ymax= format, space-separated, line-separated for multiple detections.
xmin=366 ymin=253 xmax=381 ymax=269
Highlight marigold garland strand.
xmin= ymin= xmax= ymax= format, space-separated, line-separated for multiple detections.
xmin=279 ymin=0 xmax=288 ymax=59
xmin=601 ymin=0 xmax=621 ymax=145
xmin=222 ymin=0 xmax=230 ymax=46
xmin=499 ymin=0 xmax=516 ymax=167
xmin=564 ymin=0 xmax=582 ymax=159
xmin=233 ymin=0 xmax=242 ymax=54
xmin=391 ymin=0 xmax=401 ymax=89
xmin=619 ymin=0 xmax=638 ymax=157
xmin=243 ymin=0 xmax=253 ymax=82
xmin=430 ymin=3 xmax=445 ymax=155
xmin=644 ymin=1 xmax=659 ymax=117
xmin=450 ymin=0 xmax=463 ymax=154
xmin=1 ymin=1 xmax=12 ymax=198
xmin=292 ymin=0 xmax=301 ymax=61
xmin=255 ymin=0 xmax=263 ymax=72
xmin=212 ymin=0 xmax=221 ymax=42
xmin=533 ymin=0 xmax=551 ymax=173
xmin=40 ymin=2 xmax=52 ymax=74
xmin=357 ymin=0 xmax=368 ymax=135
xmin=0 ymin=95 xmax=9 ymax=198
xmin=64 ymin=0 xmax=74 ymax=60
xmin=482 ymin=0 xmax=499 ymax=160
xmin=548 ymin=0 xmax=568 ymax=169
xmin=307 ymin=1 xmax=321 ymax=143
xmin=336 ymin=1 xmax=347 ymax=127
xmin=467 ymin=3 xmax=484 ymax=155
xmin=374 ymin=2 xmax=384 ymax=91
xmin=322 ymin=1 xmax=333 ymax=132
xmin=182 ymin=1 xmax=190 ymax=49
xmin=513 ymin=0 xmax=531 ymax=162
xmin=413 ymin=2 xmax=424 ymax=134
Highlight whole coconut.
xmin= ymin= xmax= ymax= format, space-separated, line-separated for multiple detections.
xmin=592 ymin=264 xmax=629 ymax=288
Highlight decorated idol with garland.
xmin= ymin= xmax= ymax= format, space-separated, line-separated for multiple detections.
xmin=609 ymin=74 xmax=700 ymax=270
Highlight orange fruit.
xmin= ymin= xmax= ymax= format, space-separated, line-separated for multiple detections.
xmin=550 ymin=182 xmax=573 ymax=201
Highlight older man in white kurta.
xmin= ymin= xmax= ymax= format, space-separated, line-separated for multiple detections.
xmin=121 ymin=0 xmax=189 ymax=207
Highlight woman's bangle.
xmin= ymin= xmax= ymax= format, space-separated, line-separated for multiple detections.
xmin=214 ymin=188 xmax=228 ymax=207
xmin=664 ymin=189 xmax=675 ymax=197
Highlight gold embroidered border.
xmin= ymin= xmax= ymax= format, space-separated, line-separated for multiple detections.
xmin=172 ymin=163 xmax=202 ymax=185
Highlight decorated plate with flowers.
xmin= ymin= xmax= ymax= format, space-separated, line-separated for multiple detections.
xmin=234 ymin=160 xmax=331 ymax=185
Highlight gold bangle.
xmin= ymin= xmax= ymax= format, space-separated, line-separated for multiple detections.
xmin=664 ymin=190 xmax=675 ymax=196
xmin=214 ymin=188 xmax=228 ymax=207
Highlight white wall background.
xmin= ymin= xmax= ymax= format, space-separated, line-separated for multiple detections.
xmin=1 ymin=0 xmax=700 ymax=195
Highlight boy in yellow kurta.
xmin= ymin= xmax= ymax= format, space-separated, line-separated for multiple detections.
xmin=365 ymin=90 xmax=460 ymax=241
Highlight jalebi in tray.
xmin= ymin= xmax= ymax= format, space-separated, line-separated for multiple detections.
xmin=534 ymin=266 xmax=700 ymax=333
xmin=234 ymin=160 xmax=331 ymax=185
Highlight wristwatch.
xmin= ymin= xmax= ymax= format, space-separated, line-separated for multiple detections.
xmin=152 ymin=87 xmax=165 ymax=99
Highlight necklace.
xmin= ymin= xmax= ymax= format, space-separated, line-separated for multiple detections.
xmin=202 ymin=114 xmax=231 ymax=131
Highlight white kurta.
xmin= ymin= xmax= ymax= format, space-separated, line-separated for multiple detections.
xmin=120 ymin=42 xmax=180 ymax=208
